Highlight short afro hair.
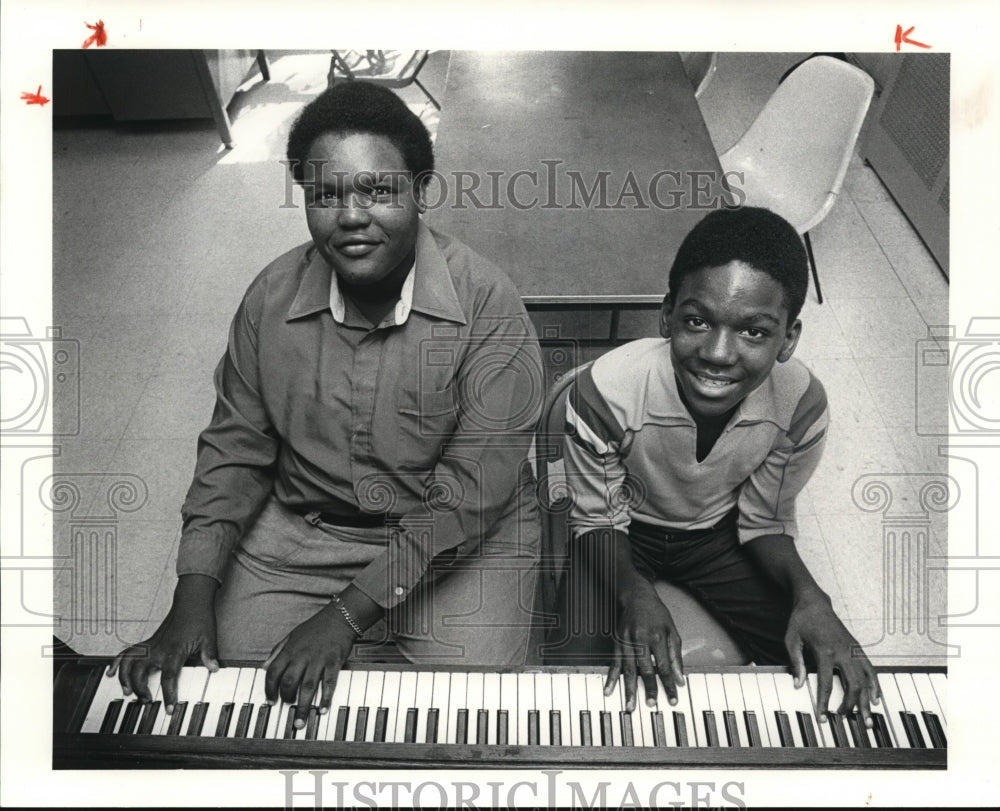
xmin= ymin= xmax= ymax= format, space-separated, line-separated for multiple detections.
xmin=666 ymin=207 xmax=809 ymax=324
xmin=286 ymin=82 xmax=434 ymax=184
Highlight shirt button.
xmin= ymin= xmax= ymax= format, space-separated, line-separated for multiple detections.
xmin=394 ymin=586 xmax=405 ymax=597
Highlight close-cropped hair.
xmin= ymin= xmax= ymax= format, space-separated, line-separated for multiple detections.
xmin=286 ymin=82 xmax=434 ymax=184
xmin=666 ymin=207 xmax=809 ymax=324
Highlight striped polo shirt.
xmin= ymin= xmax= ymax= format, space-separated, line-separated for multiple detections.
xmin=563 ymin=338 xmax=828 ymax=544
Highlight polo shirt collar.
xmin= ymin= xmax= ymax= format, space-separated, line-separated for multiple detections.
xmin=286 ymin=221 xmax=467 ymax=325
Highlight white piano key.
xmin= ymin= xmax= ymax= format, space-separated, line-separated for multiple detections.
xmin=427 ymin=671 xmax=449 ymax=744
xmin=632 ymin=676 xmax=657 ymax=747
xmin=565 ymin=673 xmax=589 ymax=747
xmin=358 ymin=670 xmax=384 ymax=742
xmin=755 ymin=673 xmax=784 ymax=748
xmin=893 ymin=673 xmax=934 ymax=748
xmin=876 ymin=673 xmax=909 ymax=748
xmin=603 ymin=677 xmax=625 ymax=748
xmin=516 ymin=672 xmax=535 ymax=746
xmin=81 ymin=672 xmax=127 ymax=733
xmin=483 ymin=673 xmax=502 ymax=745
xmin=929 ymin=672 xmax=947 ymax=722
xmin=377 ymin=670 xmax=401 ymax=744
xmin=721 ymin=674 xmax=749 ymax=747
xmin=686 ymin=674 xmax=714 ymax=747
xmin=226 ymin=669 xmax=257 ymax=738
xmin=414 ymin=671 xmax=436 ymax=744
xmin=913 ymin=672 xmax=946 ymax=730
xmin=500 ymin=672 xmax=519 ymax=745
xmin=394 ymin=671 xmax=418 ymax=743
xmin=445 ymin=671 xmax=467 ymax=744
xmin=465 ymin=672 xmax=485 ymax=744
xmin=583 ymin=673 xmax=606 ymax=746
xmin=245 ymin=669 xmax=270 ymax=738
xmin=737 ymin=672 xmax=770 ymax=746
xmin=802 ymin=675 xmax=833 ymax=748
xmin=535 ymin=672 xmax=553 ymax=746
xmin=773 ymin=673 xmax=819 ymax=747
xmin=671 ymin=676 xmax=696 ymax=748
xmin=705 ymin=674 xmax=733 ymax=748
xmin=823 ymin=672 xmax=875 ymax=748
xmin=345 ymin=670 xmax=369 ymax=742
xmin=549 ymin=671 xmax=571 ymax=746
xmin=199 ymin=668 xmax=240 ymax=737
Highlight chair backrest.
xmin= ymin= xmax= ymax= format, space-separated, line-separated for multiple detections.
xmin=533 ymin=363 xmax=591 ymax=618
xmin=679 ymin=52 xmax=718 ymax=99
xmin=719 ymin=55 xmax=875 ymax=232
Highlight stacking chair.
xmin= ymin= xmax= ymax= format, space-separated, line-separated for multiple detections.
xmin=679 ymin=52 xmax=718 ymax=99
xmin=328 ymin=49 xmax=441 ymax=110
xmin=533 ymin=364 xmax=748 ymax=666
xmin=718 ymin=55 xmax=875 ymax=304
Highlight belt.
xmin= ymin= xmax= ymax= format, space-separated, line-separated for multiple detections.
xmin=299 ymin=509 xmax=400 ymax=529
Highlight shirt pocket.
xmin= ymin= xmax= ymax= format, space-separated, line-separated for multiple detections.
xmin=393 ymin=384 xmax=458 ymax=470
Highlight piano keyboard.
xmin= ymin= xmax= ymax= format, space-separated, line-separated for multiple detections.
xmin=53 ymin=662 xmax=946 ymax=769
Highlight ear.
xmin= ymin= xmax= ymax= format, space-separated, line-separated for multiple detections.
xmin=415 ymin=181 xmax=427 ymax=214
xmin=777 ymin=318 xmax=802 ymax=363
xmin=659 ymin=297 xmax=673 ymax=340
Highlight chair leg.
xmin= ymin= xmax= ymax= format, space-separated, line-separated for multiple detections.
xmin=804 ymin=231 xmax=823 ymax=304
xmin=414 ymin=77 xmax=441 ymax=110
xmin=256 ymin=50 xmax=270 ymax=82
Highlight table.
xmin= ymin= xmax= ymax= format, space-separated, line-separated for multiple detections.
xmin=426 ymin=51 xmax=729 ymax=345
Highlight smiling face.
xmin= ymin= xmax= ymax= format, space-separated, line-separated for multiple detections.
xmin=303 ymin=132 xmax=423 ymax=291
xmin=660 ymin=260 xmax=801 ymax=423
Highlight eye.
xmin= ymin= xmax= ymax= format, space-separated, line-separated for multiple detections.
xmin=684 ymin=316 xmax=709 ymax=330
xmin=741 ymin=327 xmax=770 ymax=340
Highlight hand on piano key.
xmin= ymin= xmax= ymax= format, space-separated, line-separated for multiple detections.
xmin=263 ymin=600 xmax=359 ymax=731
xmin=606 ymin=578 xmax=686 ymax=713
xmin=107 ymin=574 xmax=221 ymax=714
xmin=784 ymin=595 xmax=881 ymax=729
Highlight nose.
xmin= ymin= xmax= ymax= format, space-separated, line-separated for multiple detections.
xmin=337 ymin=193 xmax=374 ymax=227
xmin=700 ymin=328 xmax=737 ymax=367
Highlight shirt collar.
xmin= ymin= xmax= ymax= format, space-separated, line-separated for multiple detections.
xmin=286 ymin=221 xmax=467 ymax=326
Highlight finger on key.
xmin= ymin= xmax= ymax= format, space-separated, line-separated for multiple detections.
xmin=815 ymin=664 xmax=833 ymax=723
xmin=161 ymin=660 xmax=181 ymax=714
xmin=294 ymin=668 xmax=322 ymax=729
xmin=319 ymin=668 xmax=340 ymax=716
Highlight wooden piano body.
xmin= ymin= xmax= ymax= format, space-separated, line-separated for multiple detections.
xmin=53 ymin=660 xmax=947 ymax=769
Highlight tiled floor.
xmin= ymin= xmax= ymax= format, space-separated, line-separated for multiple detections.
xmin=52 ymin=50 xmax=950 ymax=665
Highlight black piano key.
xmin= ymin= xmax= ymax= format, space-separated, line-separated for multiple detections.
xmin=354 ymin=707 xmax=370 ymax=742
xmin=527 ymin=710 xmax=539 ymax=745
xmin=652 ymin=712 xmax=667 ymax=747
xmin=723 ymin=710 xmax=740 ymax=747
xmin=116 ymin=701 xmax=142 ymax=735
xmin=620 ymin=712 xmax=634 ymax=747
xmin=477 ymin=709 xmax=489 ymax=745
xmin=215 ymin=702 xmax=235 ymax=737
xmin=580 ymin=711 xmax=593 ymax=746
xmin=456 ymin=709 xmax=469 ymax=744
xmin=305 ymin=707 xmax=320 ymax=741
xmin=373 ymin=708 xmax=388 ymax=743
xmin=922 ymin=711 xmax=947 ymax=748
xmin=426 ymin=708 xmax=440 ymax=744
xmin=846 ymin=713 xmax=871 ymax=748
xmin=283 ymin=707 xmax=299 ymax=739
xmin=549 ymin=710 xmax=562 ymax=746
xmin=211 ymin=702 xmax=234 ymax=738
xmin=599 ymin=711 xmax=613 ymax=746
xmin=404 ymin=708 xmax=418 ymax=743
xmin=252 ymin=704 xmax=271 ymax=739
xmin=497 ymin=709 xmax=509 ymax=745
xmin=235 ymin=703 xmax=254 ymax=738
xmin=702 ymin=710 xmax=720 ymax=747
xmin=99 ymin=699 xmax=124 ymax=734
xmin=743 ymin=710 xmax=761 ymax=747
xmin=333 ymin=706 xmax=350 ymax=741
xmin=775 ymin=711 xmax=794 ymax=747
xmin=871 ymin=713 xmax=894 ymax=748
xmin=827 ymin=713 xmax=850 ymax=747
xmin=673 ymin=712 xmax=690 ymax=747
xmin=900 ymin=712 xmax=927 ymax=748
xmin=187 ymin=702 xmax=209 ymax=736
xmin=797 ymin=711 xmax=818 ymax=747
xmin=166 ymin=702 xmax=189 ymax=736
xmin=137 ymin=701 xmax=161 ymax=735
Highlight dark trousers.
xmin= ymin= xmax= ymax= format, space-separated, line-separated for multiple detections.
xmin=544 ymin=511 xmax=793 ymax=666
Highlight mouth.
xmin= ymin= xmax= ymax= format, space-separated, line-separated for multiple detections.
xmin=334 ymin=239 xmax=381 ymax=257
xmin=688 ymin=369 xmax=739 ymax=394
